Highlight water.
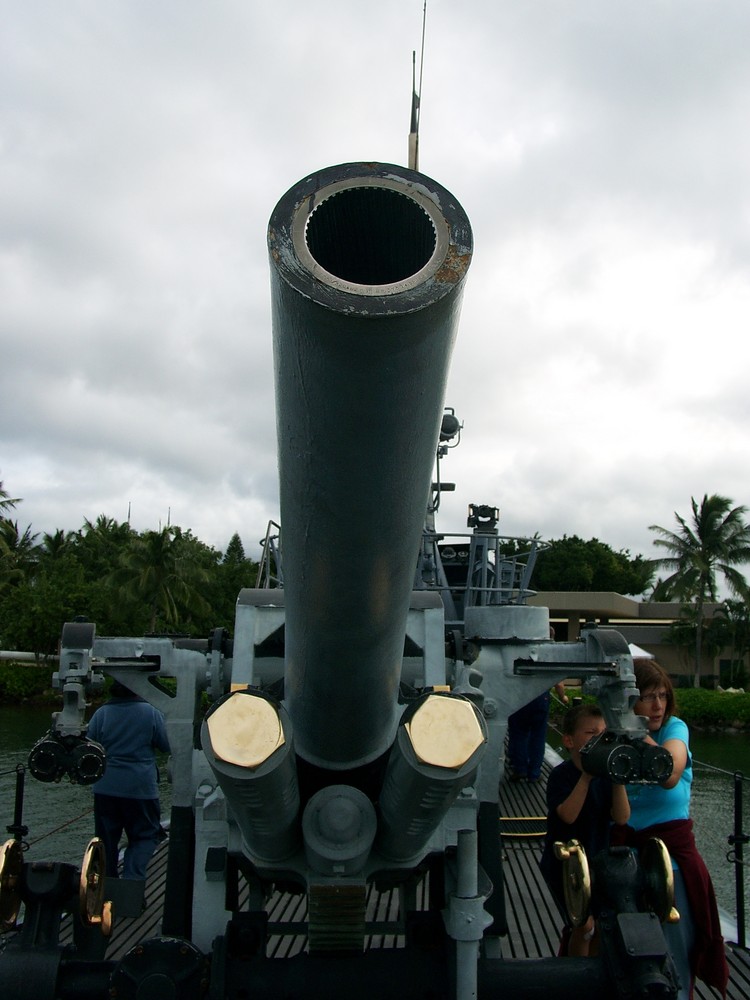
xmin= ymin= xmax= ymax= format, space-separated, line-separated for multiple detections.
xmin=2 ymin=707 xmax=749 ymax=929
xmin=689 ymin=731 xmax=750 ymax=929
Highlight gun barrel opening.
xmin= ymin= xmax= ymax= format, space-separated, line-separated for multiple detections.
xmin=305 ymin=186 xmax=437 ymax=286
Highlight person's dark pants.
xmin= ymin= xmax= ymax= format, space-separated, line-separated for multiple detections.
xmin=93 ymin=793 xmax=162 ymax=880
xmin=507 ymin=692 xmax=550 ymax=780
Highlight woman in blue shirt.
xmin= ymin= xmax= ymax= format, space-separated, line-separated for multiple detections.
xmin=617 ymin=659 xmax=727 ymax=1000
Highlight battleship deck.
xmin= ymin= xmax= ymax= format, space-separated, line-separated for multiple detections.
xmin=49 ymin=758 xmax=750 ymax=998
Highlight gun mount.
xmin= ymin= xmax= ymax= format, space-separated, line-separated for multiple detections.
xmin=0 ymin=162 xmax=678 ymax=998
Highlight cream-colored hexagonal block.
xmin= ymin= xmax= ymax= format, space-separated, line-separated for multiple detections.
xmin=206 ymin=693 xmax=285 ymax=768
xmin=404 ymin=695 xmax=484 ymax=769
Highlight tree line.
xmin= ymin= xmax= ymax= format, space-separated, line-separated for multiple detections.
xmin=529 ymin=494 xmax=750 ymax=687
xmin=0 ymin=481 xmax=258 ymax=658
xmin=2 ymin=480 xmax=750 ymax=687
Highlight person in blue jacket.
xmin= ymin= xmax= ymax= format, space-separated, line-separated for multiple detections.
xmin=507 ymin=680 xmax=568 ymax=782
xmin=87 ymin=681 xmax=170 ymax=882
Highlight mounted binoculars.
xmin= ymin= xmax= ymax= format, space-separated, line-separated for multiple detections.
xmin=28 ymin=731 xmax=106 ymax=785
xmin=580 ymin=730 xmax=673 ymax=785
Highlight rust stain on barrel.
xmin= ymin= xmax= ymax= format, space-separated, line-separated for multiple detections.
xmin=435 ymin=244 xmax=471 ymax=284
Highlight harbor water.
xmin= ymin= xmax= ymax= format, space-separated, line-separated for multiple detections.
xmin=1 ymin=705 xmax=748 ymax=930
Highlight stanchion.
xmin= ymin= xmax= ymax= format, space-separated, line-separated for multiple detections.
xmin=7 ymin=765 xmax=28 ymax=843
xmin=728 ymin=771 xmax=748 ymax=949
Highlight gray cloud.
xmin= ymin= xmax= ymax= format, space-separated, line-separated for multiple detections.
xmin=2 ymin=0 xmax=749 ymax=573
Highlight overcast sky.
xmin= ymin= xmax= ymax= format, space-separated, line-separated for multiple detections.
xmin=2 ymin=1 xmax=749 ymax=576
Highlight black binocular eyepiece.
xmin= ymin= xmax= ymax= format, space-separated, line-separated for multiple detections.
xmin=580 ymin=730 xmax=673 ymax=785
xmin=28 ymin=732 xmax=106 ymax=785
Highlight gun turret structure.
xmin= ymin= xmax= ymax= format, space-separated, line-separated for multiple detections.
xmin=0 ymin=163 xmax=678 ymax=999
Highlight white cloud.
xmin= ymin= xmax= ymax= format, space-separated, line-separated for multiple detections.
xmin=2 ymin=0 xmax=750 ymax=578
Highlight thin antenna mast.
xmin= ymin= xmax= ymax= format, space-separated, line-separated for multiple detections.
xmin=408 ymin=1 xmax=427 ymax=171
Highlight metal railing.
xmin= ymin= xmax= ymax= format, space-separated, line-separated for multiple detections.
xmin=730 ymin=771 xmax=749 ymax=948
xmin=256 ymin=520 xmax=282 ymax=589
xmin=415 ymin=529 xmax=545 ymax=615
xmin=693 ymin=759 xmax=750 ymax=949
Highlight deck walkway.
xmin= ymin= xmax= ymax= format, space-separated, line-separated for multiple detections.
xmin=34 ymin=764 xmax=750 ymax=996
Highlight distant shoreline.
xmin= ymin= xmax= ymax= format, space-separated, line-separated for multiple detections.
xmin=4 ymin=665 xmax=750 ymax=732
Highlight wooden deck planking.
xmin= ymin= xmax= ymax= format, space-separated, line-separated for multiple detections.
xmin=365 ymin=883 xmax=402 ymax=949
xmin=500 ymin=838 xmax=562 ymax=958
xmin=499 ymin=761 xmax=562 ymax=960
xmin=698 ymin=943 xmax=750 ymax=1000
xmin=267 ymin=890 xmax=307 ymax=958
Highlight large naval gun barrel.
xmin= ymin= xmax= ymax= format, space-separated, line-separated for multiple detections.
xmin=268 ymin=162 xmax=473 ymax=771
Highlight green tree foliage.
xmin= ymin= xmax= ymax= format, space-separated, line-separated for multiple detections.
xmin=224 ymin=532 xmax=247 ymax=568
xmin=0 ymin=481 xmax=18 ymax=593
xmin=650 ymin=494 xmax=750 ymax=687
xmin=0 ymin=479 xmax=21 ymax=514
xmin=663 ymin=607 xmax=728 ymax=687
xmin=0 ymin=661 xmax=54 ymax=700
xmin=0 ymin=553 xmax=91 ymax=659
xmin=0 ymin=519 xmax=39 ymax=592
xmin=68 ymin=516 xmax=143 ymax=633
xmin=0 ymin=482 xmax=260 ymax=654
xmin=108 ymin=525 xmax=216 ymax=633
xmin=531 ymin=535 xmax=653 ymax=595
xmin=206 ymin=532 xmax=259 ymax=629
xmin=76 ymin=516 xmax=136 ymax=577
xmin=705 ymin=600 xmax=750 ymax=688
xmin=42 ymin=529 xmax=75 ymax=559
xmin=672 ymin=687 xmax=750 ymax=729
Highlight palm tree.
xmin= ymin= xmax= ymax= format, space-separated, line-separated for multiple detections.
xmin=709 ymin=600 xmax=750 ymax=687
xmin=41 ymin=529 xmax=75 ymax=559
xmin=0 ymin=479 xmax=21 ymax=514
xmin=0 ymin=519 xmax=39 ymax=601
xmin=75 ymin=515 xmax=135 ymax=581
xmin=0 ymin=519 xmax=39 ymax=577
xmin=111 ymin=525 xmax=212 ymax=632
xmin=649 ymin=494 xmax=750 ymax=686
